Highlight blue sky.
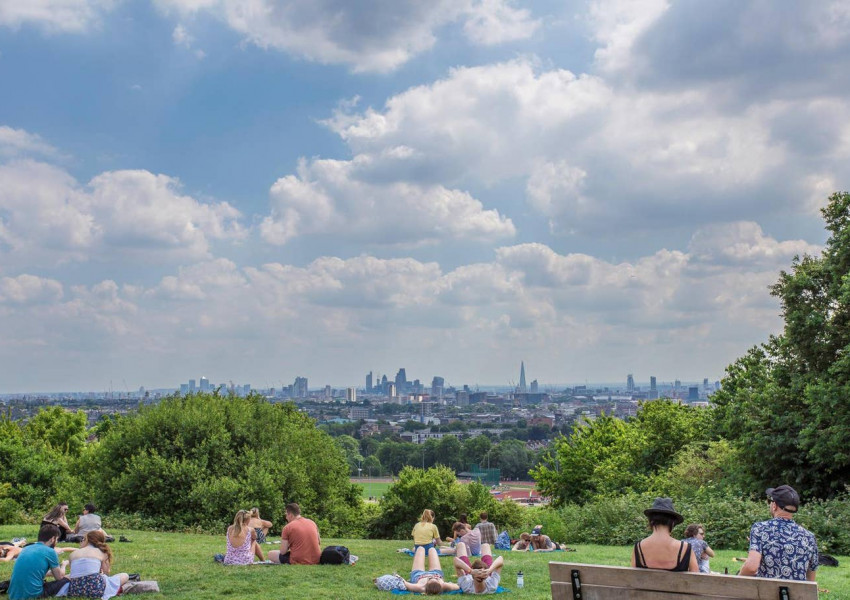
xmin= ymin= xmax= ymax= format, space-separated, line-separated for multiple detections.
xmin=0 ymin=0 xmax=848 ymax=392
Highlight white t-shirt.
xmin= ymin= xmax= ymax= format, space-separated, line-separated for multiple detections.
xmin=457 ymin=571 xmax=500 ymax=594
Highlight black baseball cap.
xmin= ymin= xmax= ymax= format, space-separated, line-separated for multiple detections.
xmin=766 ymin=485 xmax=800 ymax=512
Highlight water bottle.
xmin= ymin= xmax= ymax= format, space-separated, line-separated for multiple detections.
xmin=517 ymin=570 xmax=524 ymax=588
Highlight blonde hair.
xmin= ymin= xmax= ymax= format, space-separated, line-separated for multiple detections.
xmin=44 ymin=503 xmax=68 ymax=522
xmin=85 ymin=530 xmax=113 ymax=566
xmin=230 ymin=509 xmax=250 ymax=538
xmin=420 ymin=509 xmax=434 ymax=524
xmin=250 ymin=507 xmax=260 ymax=519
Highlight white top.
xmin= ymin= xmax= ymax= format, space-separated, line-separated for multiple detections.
xmin=458 ymin=571 xmax=500 ymax=594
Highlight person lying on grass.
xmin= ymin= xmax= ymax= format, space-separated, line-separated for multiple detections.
xmin=453 ymin=541 xmax=504 ymax=594
xmin=403 ymin=546 xmax=460 ymax=594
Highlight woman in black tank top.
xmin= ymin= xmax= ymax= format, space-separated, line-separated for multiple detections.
xmin=630 ymin=498 xmax=698 ymax=572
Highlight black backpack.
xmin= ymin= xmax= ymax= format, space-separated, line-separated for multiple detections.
xmin=319 ymin=545 xmax=350 ymax=565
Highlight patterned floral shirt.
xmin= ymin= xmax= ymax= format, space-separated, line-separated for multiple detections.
xmin=749 ymin=517 xmax=818 ymax=580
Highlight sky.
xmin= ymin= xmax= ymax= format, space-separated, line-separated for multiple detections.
xmin=0 ymin=0 xmax=848 ymax=393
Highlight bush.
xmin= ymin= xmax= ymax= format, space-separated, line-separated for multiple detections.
xmin=84 ymin=393 xmax=364 ymax=534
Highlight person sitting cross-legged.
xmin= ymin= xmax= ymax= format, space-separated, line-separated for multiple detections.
xmin=453 ymin=541 xmax=503 ymax=594
xmin=403 ymin=546 xmax=460 ymax=595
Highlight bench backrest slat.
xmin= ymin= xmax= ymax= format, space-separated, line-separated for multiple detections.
xmin=550 ymin=562 xmax=818 ymax=600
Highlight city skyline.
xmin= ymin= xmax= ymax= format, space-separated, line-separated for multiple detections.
xmin=1 ymin=2 xmax=847 ymax=391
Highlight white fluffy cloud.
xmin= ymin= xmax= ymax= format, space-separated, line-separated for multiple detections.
xmin=0 ymin=274 xmax=63 ymax=304
xmin=0 ymin=154 xmax=244 ymax=269
xmin=154 ymin=0 xmax=538 ymax=72
xmin=0 ymin=126 xmax=59 ymax=158
xmin=260 ymin=156 xmax=515 ymax=246
xmin=0 ymin=0 xmax=115 ymax=32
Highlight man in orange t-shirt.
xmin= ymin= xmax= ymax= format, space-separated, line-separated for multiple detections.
xmin=269 ymin=503 xmax=321 ymax=565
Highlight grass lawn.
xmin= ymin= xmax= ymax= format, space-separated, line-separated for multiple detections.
xmin=355 ymin=481 xmax=393 ymax=499
xmin=2 ymin=525 xmax=847 ymax=599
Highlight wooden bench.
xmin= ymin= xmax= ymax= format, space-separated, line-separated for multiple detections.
xmin=550 ymin=562 xmax=818 ymax=600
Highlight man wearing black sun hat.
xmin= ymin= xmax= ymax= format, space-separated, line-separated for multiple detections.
xmin=739 ymin=485 xmax=818 ymax=581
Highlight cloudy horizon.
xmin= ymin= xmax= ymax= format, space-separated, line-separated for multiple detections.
xmin=1 ymin=0 xmax=848 ymax=392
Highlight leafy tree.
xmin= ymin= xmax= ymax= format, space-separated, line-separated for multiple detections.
xmin=433 ymin=436 xmax=464 ymax=472
xmin=493 ymin=439 xmax=532 ymax=479
xmin=25 ymin=406 xmax=88 ymax=456
xmin=712 ymin=192 xmax=850 ymax=498
xmin=335 ymin=434 xmax=364 ymax=475
xmin=463 ymin=435 xmax=492 ymax=467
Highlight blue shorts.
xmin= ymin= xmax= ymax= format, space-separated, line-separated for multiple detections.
xmin=410 ymin=569 xmax=443 ymax=583
xmin=414 ymin=543 xmax=435 ymax=553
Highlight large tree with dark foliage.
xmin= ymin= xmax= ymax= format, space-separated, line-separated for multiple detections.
xmin=712 ymin=191 xmax=850 ymax=498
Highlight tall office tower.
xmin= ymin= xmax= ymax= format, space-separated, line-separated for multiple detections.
xmin=674 ymin=379 xmax=681 ymax=390
xmin=346 ymin=388 xmax=356 ymax=402
xmin=293 ymin=376 xmax=308 ymax=398
xmin=366 ymin=371 xmax=373 ymax=393
xmin=395 ymin=368 xmax=407 ymax=394
xmin=649 ymin=376 xmax=658 ymax=399
xmin=324 ymin=384 xmax=332 ymax=399
xmin=180 ymin=383 xmax=189 ymax=395
xmin=189 ymin=379 xmax=196 ymax=393
xmin=703 ymin=377 xmax=709 ymax=391
xmin=519 ymin=361 xmax=527 ymax=393
xmin=243 ymin=384 xmax=251 ymax=396
xmin=530 ymin=379 xmax=539 ymax=393
xmin=431 ymin=376 xmax=445 ymax=399
xmin=688 ymin=386 xmax=699 ymax=401
xmin=200 ymin=376 xmax=210 ymax=392
xmin=387 ymin=382 xmax=397 ymax=398
xmin=627 ymin=374 xmax=635 ymax=392
xmin=381 ymin=374 xmax=388 ymax=394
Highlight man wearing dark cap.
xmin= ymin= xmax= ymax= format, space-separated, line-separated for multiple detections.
xmin=739 ymin=485 xmax=818 ymax=581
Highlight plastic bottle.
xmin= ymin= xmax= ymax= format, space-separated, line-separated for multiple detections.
xmin=517 ymin=570 xmax=524 ymax=588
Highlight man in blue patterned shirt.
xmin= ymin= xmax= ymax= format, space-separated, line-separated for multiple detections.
xmin=739 ymin=485 xmax=818 ymax=581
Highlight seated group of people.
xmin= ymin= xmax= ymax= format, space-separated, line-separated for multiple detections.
xmin=634 ymin=486 xmax=818 ymax=583
xmin=222 ymin=503 xmax=320 ymax=566
xmin=41 ymin=503 xmax=113 ymax=543
xmin=5 ymin=522 xmax=130 ymax=600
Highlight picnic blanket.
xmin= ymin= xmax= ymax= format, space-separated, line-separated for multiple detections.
xmin=399 ymin=549 xmax=482 ymax=557
xmin=390 ymin=586 xmax=510 ymax=595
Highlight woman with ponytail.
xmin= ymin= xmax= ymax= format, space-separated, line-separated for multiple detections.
xmin=224 ymin=509 xmax=264 ymax=565
xmin=66 ymin=530 xmax=129 ymax=598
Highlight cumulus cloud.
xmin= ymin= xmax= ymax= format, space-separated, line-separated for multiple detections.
xmin=0 ymin=0 xmax=115 ymax=32
xmin=259 ymin=156 xmax=515 ymax=246
xmin=153 ymin=0 xmax=538 ymax=72
xmin=0 ymin=154 xmax=244 ymax=269
xmin=0 ymin=274 xmax=63 ymax=304
xmin=0 ymin=126 xmax=59 ymax=158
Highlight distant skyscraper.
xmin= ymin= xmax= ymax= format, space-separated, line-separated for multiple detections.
xmin=200 ymin=376 xmax=209 ymax=392
xmin=649 ymin=376 xmax=658 ymax=399
xmin=530 ymin=379 xmax=538 ymax=393
xmin=627 ymin=374 xmax=635 ymax=392
xmin=180 ymin=383 xmax=189 ymax=395
xmin=381 ymin=374 xmax=388 ymax=394
xmin=674 ymin=379 xmax=681 ymax=390
xmin=366 ymin=371 xmax=373 ymax=393
xmin=519 ymin=362 xmax=527 ymax=393
xmin=387 ymin=382 xmax=397 ymax=398
xmin=293 ymin=376 xmax=308 ymax=398
xmin=688 ymin=386 xmax=699 ymax=401
xmin=395 ymin=368 xmax=407 ymax=394
xmin=346 ymin=387 xmax=356 ymax=402
xmin=189 ymin=379 xmax=196 ymax=393
xmin=431 ymin=376 xmax=444 ymax=399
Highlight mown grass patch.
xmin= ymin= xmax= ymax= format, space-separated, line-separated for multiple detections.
xmin=2 ymin=526 xmax=847 ymax=599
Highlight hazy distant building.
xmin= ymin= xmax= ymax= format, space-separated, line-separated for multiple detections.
xmin=180 ymin=383 xmax=189 ymax=395
xmin=324 ymin=384 xmax=332 ymax=399
xmin=431 ymin=376 xmax=444 ymax=400
xmin=627 ymin=374 xmax=635 ymax=392
xmin=387 ymin=382 xmax=397 ymax=398
xmin=674 ymin=379 xmax=681 ymax=390
xmin=649 ymin=376 xmax=658 ymax=399
xmin=346 ymin=387 xmax=356 ymax=402
xmin=200 ymin=376 xmax=210 ymax=392
xmin=530 ymin=379 xmax=538 ymax=393
xmin=688 ymin=386 xmax=699 ymax=401
xmin=519 ymin=361 xmax=527 ymax=393
xmin=456 ymin=390 xmax=469 ymax=406
xmin=381 ymin=374 xmax=388 ymax=394
xmin=189 ymin=379 xmax=196 ymax=393
xmin=395 ymin=368 xmax=407 ymax=394
xmin=366 ymin=371 xmax=373 ymax=393
xmin=293 ymin=376 xmax=308 ymax=398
